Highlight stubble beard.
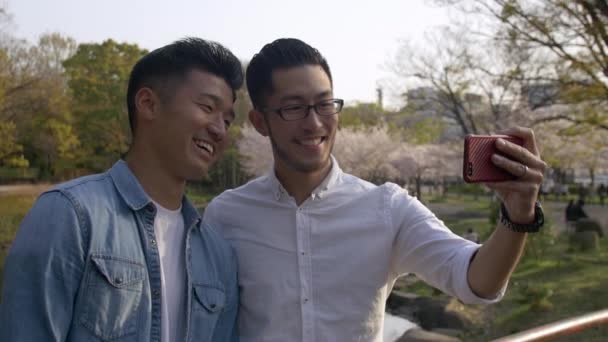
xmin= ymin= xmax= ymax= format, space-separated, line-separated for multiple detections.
xmin=268 ymin=131 xmax=334 ymax=174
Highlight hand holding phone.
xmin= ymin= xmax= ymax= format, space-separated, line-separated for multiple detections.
xmin=463 ymin=134 xmax=524 ymax=183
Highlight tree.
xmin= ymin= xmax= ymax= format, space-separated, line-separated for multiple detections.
xmin=388 ymin=26 xmax=534 ymax=138
xmin=333 ymin=125 xmax=402 ymax=182
xmin=435 ymin=0 xmax=608 ymax=131
xmin=0 ymin=32 xmax=78 ymax=177
xmin=389 ymin=143 xmax=461 ymax=201
xmin=236 ymin=124 xmax=273 ymax=178
xmin=63 ymin=39 xmax=147 ymax=172
xmin=0 ymin=121 xmax=28 ymax=168
xmin=534 ymin=113 xmax=608 ymax=186
xmin=339 ymin=102 xmax=386 ymax=128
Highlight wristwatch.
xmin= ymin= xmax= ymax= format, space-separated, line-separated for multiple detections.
xmin=499 ymin=201 xmax=544 ymax=233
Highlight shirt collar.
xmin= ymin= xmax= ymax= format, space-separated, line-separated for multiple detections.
xmin=268 ymin=155 xmax=343 ymax=201
xmin=109 ymin=160 xmax=200 ymax=227
xmin=110 ymin=160 xmax=151 ymax=211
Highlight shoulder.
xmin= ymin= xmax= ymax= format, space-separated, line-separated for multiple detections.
xmin=206 ymin=175 xmax=271 ymax=212
xmin=47 ymin=172 xmax=111 ymax=203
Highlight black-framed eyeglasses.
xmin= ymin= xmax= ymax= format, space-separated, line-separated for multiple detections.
xmin=263 ymin=98 xmax=344 ymax=121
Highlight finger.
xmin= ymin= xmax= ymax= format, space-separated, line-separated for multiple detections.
xmin=496 ymin=126 xmax=539 ymax=155
xmin=495 ymin=138 xmax=548 ymax=172
xmin=491 ymin=154 xmax=544 ymax=181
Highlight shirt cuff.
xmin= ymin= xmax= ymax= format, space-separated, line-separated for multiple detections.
xmin=455 ymin=244 xmax=507 ymax=305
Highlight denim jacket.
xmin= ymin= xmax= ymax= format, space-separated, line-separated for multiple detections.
xmin=0 ymin=160 xmax=238 ymax=342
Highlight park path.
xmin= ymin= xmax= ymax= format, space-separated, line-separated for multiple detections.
xmin=427 ymin=200 xmax=607 ymax=234
xmin=0 ymin=184 xmax=52 ymax=196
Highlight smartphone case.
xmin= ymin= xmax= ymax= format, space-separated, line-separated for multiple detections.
xmin=463 ymin=135 xmax=524 ymax=183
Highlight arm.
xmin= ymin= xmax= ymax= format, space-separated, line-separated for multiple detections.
xmin=389 ymin=186 xmax=493 ymax=304
xmin=0 ymin=191 xmax=86 ymax=341
xmin=468 ymin=127 xmax=547 ymax=298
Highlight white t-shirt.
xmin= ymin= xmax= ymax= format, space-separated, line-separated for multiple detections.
xmin=152 ymin=200 xmax=187 ymax=342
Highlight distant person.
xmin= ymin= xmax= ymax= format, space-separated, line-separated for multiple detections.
xmin=574 ymin=199 xmax=589 ymax=220
xmin=0 ymin=38 xmax=242 ymax=341
xmin=203 ymin=38 xmax=547 ymax=341
xmin=463 ymin=228 xmax=480 ymax=243
xmin=598 ymin=184 xmax=607 ymax=206
xmin=565 ymin=199 xmax=578 ymax=232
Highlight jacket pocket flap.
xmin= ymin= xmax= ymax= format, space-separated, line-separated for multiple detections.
xmin=193 ymin=285 xmax=226 ymax=313
xmin=91 ymin=256 xmax=145 ymax=288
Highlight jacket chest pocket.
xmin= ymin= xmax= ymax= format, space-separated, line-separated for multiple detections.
xmin=189 ymin=285 xmax=226 ymax=341
xmin=80 ymin=255 xmax=145 ymax=341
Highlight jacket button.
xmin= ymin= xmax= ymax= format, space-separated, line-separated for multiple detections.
xmin=115 ymin=277 xmax=123 ymax=284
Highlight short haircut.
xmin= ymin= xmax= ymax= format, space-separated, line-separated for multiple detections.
xmin=246 ymin=38 xmax=332 ymax=109
xmin=126 ymin=37 xmax=243 ymax=134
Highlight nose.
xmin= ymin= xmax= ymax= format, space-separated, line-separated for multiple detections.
xmin=207 ymin=113 xmax=227 ymax=142
xmin=301 ymin=106 xmax=323 ymax=130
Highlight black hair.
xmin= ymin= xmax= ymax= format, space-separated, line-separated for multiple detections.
xmin=126 ymin=37 xmax=243 ymax=134
xmin=245 ymin=38 xmax=332 ymax=109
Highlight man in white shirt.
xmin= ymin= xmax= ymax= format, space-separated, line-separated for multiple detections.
xmin=203 ymin=38 xmax=547 ymax=342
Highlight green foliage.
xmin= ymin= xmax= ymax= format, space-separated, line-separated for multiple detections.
xmin=0 ymin=167 xmax=38 ymax=182
xmin=339 ymin=102 xmax=386 ymax=128
xmin=446 ymin=182 xmax=487 ymax=196
xmin=63 ymin=39 xmax=147 ymax=172
xmin=0 ymin=121 xmax=27 ymax=168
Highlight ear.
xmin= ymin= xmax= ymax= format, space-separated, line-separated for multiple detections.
xmin=249 ymin=109 xmax=269 ymax=137
xmin=134 ymin=87 xmax=160 ymax=124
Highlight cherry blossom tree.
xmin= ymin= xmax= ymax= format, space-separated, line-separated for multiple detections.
xmin=236 ymin=124 xmax=273 ymax=178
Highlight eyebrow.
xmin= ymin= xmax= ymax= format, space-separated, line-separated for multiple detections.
xmin=195 ymin=92 xmax=235 ymax=121
xmin=279 ymin=90 xmax=333 ymax=104
xmin=195 ymin=92 xmax=223 ymax=104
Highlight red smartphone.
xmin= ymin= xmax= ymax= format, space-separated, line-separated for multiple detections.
xmin=463 ymin=134 xmax=524 ymax=183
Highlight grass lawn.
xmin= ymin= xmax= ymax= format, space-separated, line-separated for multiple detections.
xmin=401 ymin=193 xmax=608 ymax=341
xmin=0 ymin=194 xmax=37 ymax=292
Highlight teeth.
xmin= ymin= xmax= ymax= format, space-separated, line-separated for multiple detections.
xmin=300 ymin=138 xmax=323 ymax=146
xmin=194 ymin=139 xmax=214 ymax=155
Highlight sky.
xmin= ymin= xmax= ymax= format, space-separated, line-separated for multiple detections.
xmin=8 ymin=0 xmax=451 ymax=107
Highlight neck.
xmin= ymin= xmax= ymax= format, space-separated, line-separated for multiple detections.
xmin=125 ymin=142 xmax=185 ymax=210
xmin=275 ymin=159 xmax=332 ymax=206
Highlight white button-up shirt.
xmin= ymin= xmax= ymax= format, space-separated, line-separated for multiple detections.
xmin=203 ymin=158 xmax=503 ymax=342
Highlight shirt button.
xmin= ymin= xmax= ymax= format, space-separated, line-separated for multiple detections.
xmin=303 ymin=298 xmax=308 ymax=303
xmin=114 ymin=277 xmax=123 ymax=285
xmin=152 ymin=289 xmax=161 ymax=298
xmin=150 ymin=239 xmax=157 ymax=246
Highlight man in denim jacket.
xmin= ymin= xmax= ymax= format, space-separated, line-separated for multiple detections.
xmin=0 ymin=37 xmax=241 ymax=342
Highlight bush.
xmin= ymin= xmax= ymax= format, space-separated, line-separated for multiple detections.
xmin=446 ymin=182 xmax=488 ymax=196
xmin=569 ymin=231 xmax=600 ymax=252
xmin=575 ymin=218 xmax=604 ymax=237
xmin=0 ymin=167 xmax=39 ymax=184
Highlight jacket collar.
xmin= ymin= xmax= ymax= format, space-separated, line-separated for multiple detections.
xmin=109 ymin=160 xmax=200 ymax=227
